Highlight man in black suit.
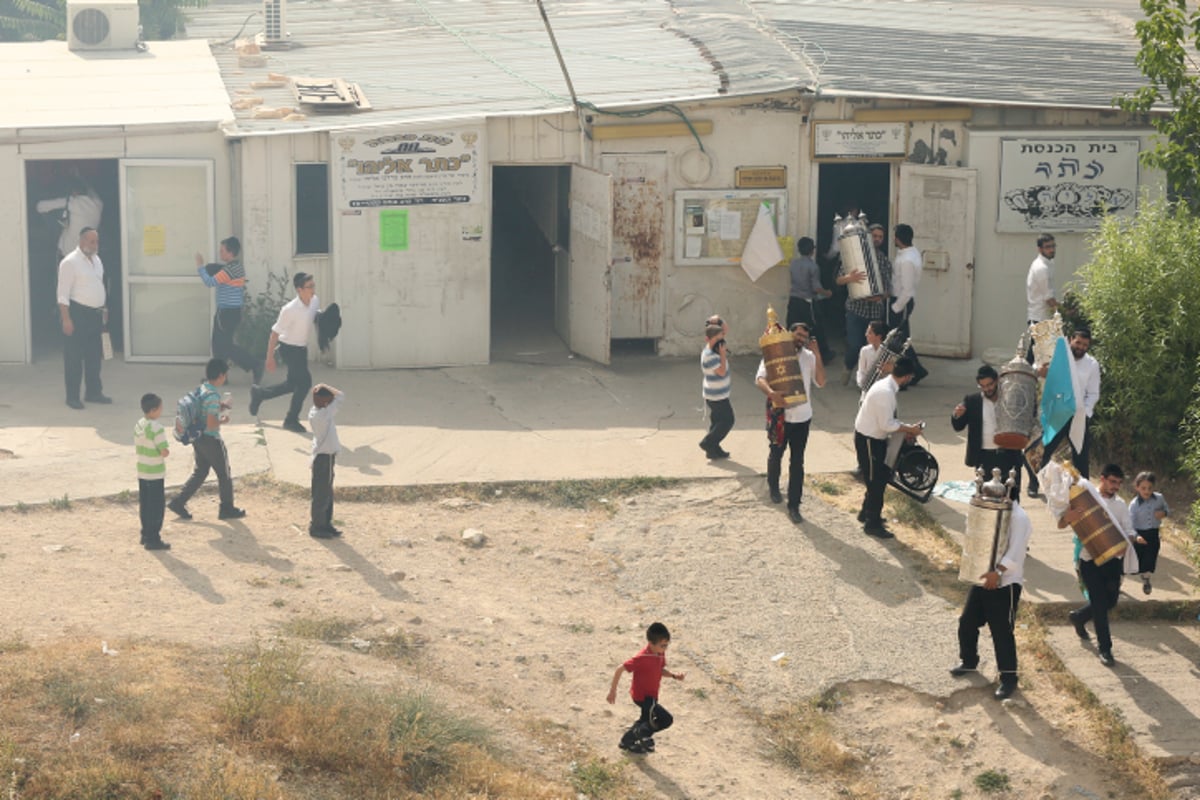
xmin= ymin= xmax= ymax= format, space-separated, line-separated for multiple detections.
xmin=950 ymin=365 xmax=1024 ymax=495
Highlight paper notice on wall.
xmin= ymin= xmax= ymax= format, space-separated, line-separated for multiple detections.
xmin=685 ymin=236 xmax=702 ymax=259
xmin=719 ymin=210 xmax=742 ymax=240
xmin=143 ymin=225 xmax=166 ymax=256
xmin=380 ymin=209 xmax=409 ymax=251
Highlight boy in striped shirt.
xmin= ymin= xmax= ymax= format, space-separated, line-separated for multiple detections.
xmin=134 ymin=393 xmax=171 ymax=551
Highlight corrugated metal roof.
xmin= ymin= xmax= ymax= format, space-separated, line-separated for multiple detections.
xmin=2 ymin=39 xmax=233 ymax=133
xmin=750 ymin=0 xmax=1151 ymax=109
xmin=184 ymin=0 xmax=817 ymax=136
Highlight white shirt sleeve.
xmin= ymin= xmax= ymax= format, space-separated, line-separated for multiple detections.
xmin=1082 ymin=358 xmax=1100 ymax=418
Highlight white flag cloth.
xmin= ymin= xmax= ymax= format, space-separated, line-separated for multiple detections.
xmin=739 ymin=202 xmax=783 ymax=282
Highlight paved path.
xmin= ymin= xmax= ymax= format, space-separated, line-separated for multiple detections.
xmin=2 ymin=350 xmax=1197 ymax=762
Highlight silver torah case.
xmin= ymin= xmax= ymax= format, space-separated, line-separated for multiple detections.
xmin=959 ymin=467 xmax=1015 ymax=584
xmin=834 ymin=213 xmax=885 ymax=300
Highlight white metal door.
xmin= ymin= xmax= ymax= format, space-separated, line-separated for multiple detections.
xmin=567 ymin=165 xmax=613 ymax=365
xmin=898 ymin=164 xmax=976 ymax=357
xmin=120 ymin=159 xmax=215 ymax=361
xmin=600 ymin=153 xmax=666 ymax=338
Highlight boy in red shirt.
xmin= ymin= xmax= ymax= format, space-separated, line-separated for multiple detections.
xmin=606 ymin=621 xmax=685 ymax=754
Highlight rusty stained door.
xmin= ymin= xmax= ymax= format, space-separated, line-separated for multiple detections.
xmin=600 ymin=153 xmax=666 ymax=339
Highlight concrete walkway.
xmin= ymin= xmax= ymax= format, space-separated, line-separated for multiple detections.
xmin=2 ymin=348 xmax=1197 ymax=760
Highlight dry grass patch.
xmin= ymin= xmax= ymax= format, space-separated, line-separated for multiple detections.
xmin=0 ymin=636 xmax=571 ymax=799
xmin=761 ymin=690 xmax=880 ymax=798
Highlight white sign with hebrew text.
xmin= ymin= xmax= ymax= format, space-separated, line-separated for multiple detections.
xmin=998 ymin=137 xmax=1139 ymax=233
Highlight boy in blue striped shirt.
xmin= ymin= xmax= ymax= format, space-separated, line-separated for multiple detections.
xmin=699 ymin=315 xmax=733 ymax=459
xmin=197 ymin=236 xmax=260 ymax=382
xmin=134 ymin=393 xmax=171 ymax=550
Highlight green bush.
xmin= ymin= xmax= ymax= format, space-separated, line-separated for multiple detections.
xmin=1075 ymin=196 xmax=1200 ymax=469
xmin=234 ymin=268 xmax=292 ymax=364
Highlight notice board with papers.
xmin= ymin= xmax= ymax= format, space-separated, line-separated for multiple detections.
xmin=674 ymin=189 xmax=788 ymax=265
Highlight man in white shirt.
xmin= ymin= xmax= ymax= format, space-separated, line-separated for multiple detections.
xmin=1025 ymin=234 xmax=1058 ymax=325
xmin=889 ymin=224 xmax=929 ymax=385
xmin=56 ymin=227 xmax=110 ymax=409
xmin=1063 ymin=463 xmax=1136 ymax=667
xmin=949 ymin=498 xmax=1033 ymax=700
xmin=1067 ymin=329 xmax=1101 ymax=478
xmin=854 ymin=357 xmax=924 ymax=538
xmin=250 ymin=272 xmax=321 ymax=434
xmin=755 ymin=322 xmax=826 ymax=524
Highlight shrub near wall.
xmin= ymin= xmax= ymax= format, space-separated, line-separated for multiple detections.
xmin=1075 ymin=197 xmax=1200 ymax=469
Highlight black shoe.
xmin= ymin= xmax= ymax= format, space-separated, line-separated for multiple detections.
xmin=1026 ymin=486 xmax=1040 ymax=499
xmin=143 ymin=540 xmax=171 ymax=551
xmin=994 ymin=682 xmax=1017 ymax=701
xmin=252 ymin=364 xmax=264 ymax=384
xmin=619 ymin=739 xmax=648 ymax=754
xmin=641 ymin=737 xmax=655 ymax=752
xmin=309 ymin=527 xmax=337 ymax=539
xmin=84 ymin=394 xmax=112 ymax=404
xmin=167 ymin=499 xmax=192 ymax=520
xmin=949 ymin=661 xmax=978 ymax=677
xmin=1069 ymin=612 xmax=1090 ymax=641
xmin=218 ymin=506 xmax=247 ymax=520
xmin=769 ymin=487 xmax=783 ymax=504
xmin=864 ymin=525 xmax=895 ymax=539
xmin=249 ymin=386 xmax=263 ymax=417
xmin=66 ymin=399 xmax=84 ymax=410
xmin=282 ymin=419 xmax=307 ymax=434
xmin=1098 ymin=651 xmax=1115 ymax=667
xmin=788 ymin=507 xmax=803 ymax=524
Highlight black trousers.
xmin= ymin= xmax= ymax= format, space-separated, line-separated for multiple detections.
xmin=859 ymin=433 xmax=891 ymax=526
xmin=768 ymin=419 xmax=811 ymax=510
xmin=212 ymin=307 xmax=256 ymax=373
xmin=174 ymin=435 xmax=235 ymax=510
xmin=259 ymin=343 xmax=312 ymax=424
xmin=1134 ymin=528 xmax=1161 ymax=574
xmin=700 ymin=398 xmax=734 ymax=453
xmin=138 ymin=478 xmax=165 ymax=543
xmin=887 ymin=298 xmax=927 ymax=379
xmin=958 ymin=583 xmax=1022 ymax=684
xmin=1028 ymin=420 xmax=1091 ymax=491
xmin=311 ymin=453 xmax=336 ymax=531
xmin=64 ymin=300 xmax=104 ymax=403
xmin=1075 ymin=557 xmax=1123 ymax=653
xmin=977 ymin=448 xmax=1024 ymax=498
xmin=619 ymin=696 xmax=673 ymax=746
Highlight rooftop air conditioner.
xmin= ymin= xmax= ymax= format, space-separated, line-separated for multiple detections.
xmin=67 ymin=0 xmax=141 ymax=51
xmin=258 ymin=0 xmax=291 ymax=49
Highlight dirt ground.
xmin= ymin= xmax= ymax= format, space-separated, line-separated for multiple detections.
xmin=0 ymin=478 xmax=1157 ymax=799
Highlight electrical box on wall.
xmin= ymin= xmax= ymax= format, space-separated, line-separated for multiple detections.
xmin=68 ymin=0 xmax=140 ymax=51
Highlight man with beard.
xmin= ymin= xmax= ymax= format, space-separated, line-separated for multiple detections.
xmin=836 ymin=223 xmax=892 ymax=386
xmin=951 ymin=365 xmax=1024 ymax=496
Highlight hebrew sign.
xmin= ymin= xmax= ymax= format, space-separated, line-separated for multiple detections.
xmin=333 ymin=128 xmax=481 ymax=209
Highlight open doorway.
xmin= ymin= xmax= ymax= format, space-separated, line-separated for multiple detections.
xmin=490 ymin=165 xmax=570 ymax=362
xmin=816 ymin=161 xmax=891 ymax=358
xmin=25 ymin=159 xmax=122 ymax=360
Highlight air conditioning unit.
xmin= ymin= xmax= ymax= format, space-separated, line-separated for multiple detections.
xmin=68 ymin=0 xmax=141 ymax=51
xmin=257 ymin=0 xmax=291 ymax=50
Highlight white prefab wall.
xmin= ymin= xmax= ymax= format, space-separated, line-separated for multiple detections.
xmin=0 ymin=144 xmax=25 ymax=362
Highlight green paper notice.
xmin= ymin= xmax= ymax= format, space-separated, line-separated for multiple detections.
xmin=380 ymin=209 xmax=409 ymax=251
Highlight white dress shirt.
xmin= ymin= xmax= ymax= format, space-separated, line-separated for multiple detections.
xmin=1026 ymin=254 xmax=1055 ymax=322
xmin=756 ymin=348 xmax=818 ymax=423
xmin=996 ymin=502 xmax=1033 ymax=586
xmin=855 ymin=375 xmax=903 ymax=439
xmin=38 ymin=192 xmax=103 ymax=257
xmin=1072 ymin=353 xmax=1101 ymax=418
xmin=981 ymin=395 xmax=998 ymax=451
xmin=56 ymin=246 xmax=106 ymax=309
xmin=856 ymin=343 xmax=878 ymax=392
xmin=272 ymin=294 xmax=321 ymax=346
xmin=891 ymin=246 xmax=923 ymax=314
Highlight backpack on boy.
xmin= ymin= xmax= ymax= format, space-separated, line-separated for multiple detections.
xmin=174 ymin=387 xmax=208 ymax=445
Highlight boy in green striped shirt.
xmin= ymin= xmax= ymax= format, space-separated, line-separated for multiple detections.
xmin=134 ymin=393 xmax=171 ymax=551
